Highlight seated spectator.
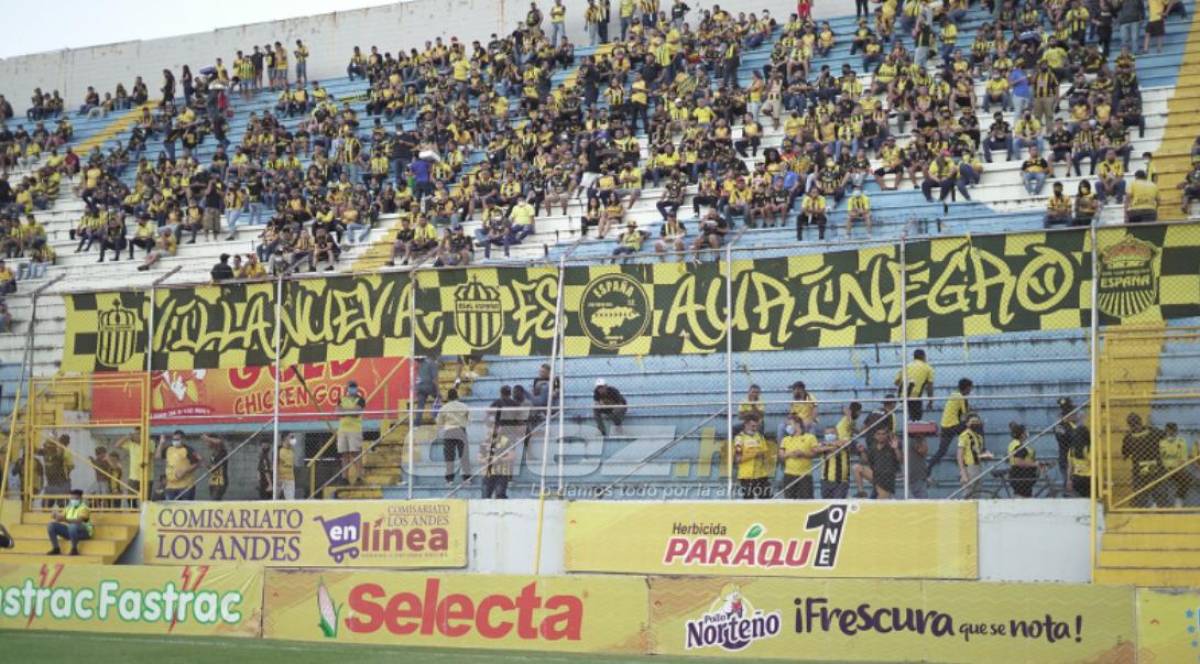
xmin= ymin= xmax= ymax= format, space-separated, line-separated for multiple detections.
xmin=612 ymin=220 xmax=649 ymax=262
xmin=1021 ymin=146 xmax=1050 ymax=196
xmin=0 ymin=260 xmax=14 ymax=295
xmin=0 ymin=301 xmax=12 ymax=333
xmin=210 ymin=253 xmax=234 ymax=282
xmin=17 ymin=243 xmax=53 ymax=279
xmin=1177 ymin=162 xmax=1200 ymax=215
xmin=690 ymin=210 xmax=729 ymax=263
xmin=1074 ymin=180 xmax=1099 ymax=226
xmin=593 ymin=378 xmax=626 ymax=436
xmin=799 ymin=185 xmax=828 ymax=240
xmin=846 ymin=187 xmax=872 ymax=237
xmin=1096 ymin=149 xmax=1127 ymax=205
xmin=136 ymin=228 xmax=177 ymax=271
xmin=46 ymin=489 xmax=92 ymax=555
xmin=655 ymin=214 xmax=687 ymax=261
xmin=1045 ymin=182 xmax=1072 ymax=228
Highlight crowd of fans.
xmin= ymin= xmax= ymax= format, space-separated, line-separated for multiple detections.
xmin=0 ymin=0 xmax=1194 ymax=299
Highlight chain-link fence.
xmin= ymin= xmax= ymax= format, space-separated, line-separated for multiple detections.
xmin=15 ymin=220 xmax=1199 ymax=502
xmin=1096 ymin=326 xmax=1200 ymax=511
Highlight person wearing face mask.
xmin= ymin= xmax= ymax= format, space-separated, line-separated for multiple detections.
xmin=956 ymin=414 xmax=989 ymax=499
xmin=47 ymin=488 xmax=93 ymax=555
xmin=156 ymin=431 xmax=201 ymax=501
xmin=820 ymin=425 xmax=851 ymax=499
xmin=778 ymin=414 xmax=820 ymax=499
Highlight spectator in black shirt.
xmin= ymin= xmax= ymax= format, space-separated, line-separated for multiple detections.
xmin=593 ymin=378 xmax=627 ymax=436
xmin=210 ymin=253 xmax=235 ymax=282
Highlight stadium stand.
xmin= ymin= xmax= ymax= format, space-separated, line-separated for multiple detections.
xmin=0 ymin=0 xmax=1198 ymax=524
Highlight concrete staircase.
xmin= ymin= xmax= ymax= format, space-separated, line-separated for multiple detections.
xmin=1095 ymin=512 xmax=1200 ymax=587
xmin=320 ymin=359 xmax=485 ymax=499
xmin=0 ymin=510 xmax=138 ymax=565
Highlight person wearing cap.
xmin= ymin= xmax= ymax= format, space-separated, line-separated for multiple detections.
xmin=337 ymin=381 xmax=367 ymax=484
xmin=47 ymin=488 xmax=93 ymax=555
xmin=612 ymin=220 xmax=649 ymax=262
xmin=593 ymin=378 xmax=627 ymax=436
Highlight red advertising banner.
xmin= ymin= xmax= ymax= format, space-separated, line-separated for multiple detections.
xmin=92 ymin=358 xmax=411 ymax=425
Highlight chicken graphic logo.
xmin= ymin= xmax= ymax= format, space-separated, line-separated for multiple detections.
xmin=684 ymin=584 xmax=782 ymax=652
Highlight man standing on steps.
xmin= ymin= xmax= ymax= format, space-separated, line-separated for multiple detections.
xmin=337 ymin=381 xmax=367 ymax=485
xmin=47 ymin=489 xmax=92 ymax=556
xmin=438 ymin=389 xmax=471 ymax=486
xmin=895 ymin=349 xmax=934 ymax=421
xmin=928 ymin=378 xmax=973 ymax=475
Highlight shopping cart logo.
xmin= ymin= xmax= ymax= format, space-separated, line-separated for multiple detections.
xmin=313 ymin=513 xmax=362 ymax=564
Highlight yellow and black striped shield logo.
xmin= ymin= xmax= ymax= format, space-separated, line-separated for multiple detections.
xmin=96 ymin=299 xmax=140 ymax=368
xmin=1097 ymin=236 xmax=1158 ymax=319
xmin=454 ymin=278 xmax=503 ymax=349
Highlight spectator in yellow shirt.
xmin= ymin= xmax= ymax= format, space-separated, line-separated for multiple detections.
xmin=1125 ymin=170 xmax=1158 ymax=223
xmin=734 ymin=416 xmax=771 ymax=499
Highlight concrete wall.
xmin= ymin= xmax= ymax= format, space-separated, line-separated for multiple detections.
xmin=0 ymin=0 xmax=843 ymax=113
xmin=977 ymin=498 xmax=1092 ymax=583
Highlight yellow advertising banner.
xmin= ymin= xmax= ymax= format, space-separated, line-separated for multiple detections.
xmin=564 ymin=501 xmax=977 ymax=579
xmin=647 ymin=576 xmax=1136 ymax=663
xmin=0 ymin=563 xmax=262 ymax=637
xmin=261 ymin=569 xmax=650 ymax=653
xmin=1136 ymin=587 xmax=1200 ymax=664
xmin=143 ymin=500 xmax=466 ymax=568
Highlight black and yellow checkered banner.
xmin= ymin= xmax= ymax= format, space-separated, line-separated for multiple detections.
xmin=62 ymin=225 xmax=1200 ymax=372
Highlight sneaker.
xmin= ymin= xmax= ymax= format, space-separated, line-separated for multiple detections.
xmin=69 ymin=548 xmax=80 ymax=556
xmin=47 ymin=547 xmax=61 ymax=555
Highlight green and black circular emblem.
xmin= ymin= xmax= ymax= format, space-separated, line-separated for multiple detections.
xmin=579 ymin=272 xmax=651 ymax=350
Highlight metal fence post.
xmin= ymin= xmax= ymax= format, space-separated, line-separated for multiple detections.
xmin=724 ymin=242 xmax=735 ymax=500
xmin=407 ymin=268 xmax=418 ymax=500
xmin=900 ymin=235 xmax=910 ymax=500
xmin=540 ymin=258 xmax=565 ymax=498
xmin=271 ymin=273 xmax=282 ymax=500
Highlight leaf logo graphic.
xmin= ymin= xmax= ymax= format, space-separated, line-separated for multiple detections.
xmin=744 ymin=524 xmax=764 ymax=539
xmin=317 ymin=579 xmax=342 ymax=639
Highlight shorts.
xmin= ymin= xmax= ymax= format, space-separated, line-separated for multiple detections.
xmin=1147 ymin=20 xmax=1165 ymax=37
xmin=337 ymin=431 xmax=363 ymax=453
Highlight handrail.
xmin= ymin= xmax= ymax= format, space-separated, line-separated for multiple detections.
xmin=36 ymin=431 xmax=138 ymax=496
xmin=0 ymin=380 xmax=24 ymax=502
xmin=178 ymin=420 xmax=272 ymax=495
xmin=947 ymin=402 xmax=1088 ymax=500
xmin=595 ymin=408 xmax=726 ymax=498
xmin=310 ymin=412 xmax=412 ymax=498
